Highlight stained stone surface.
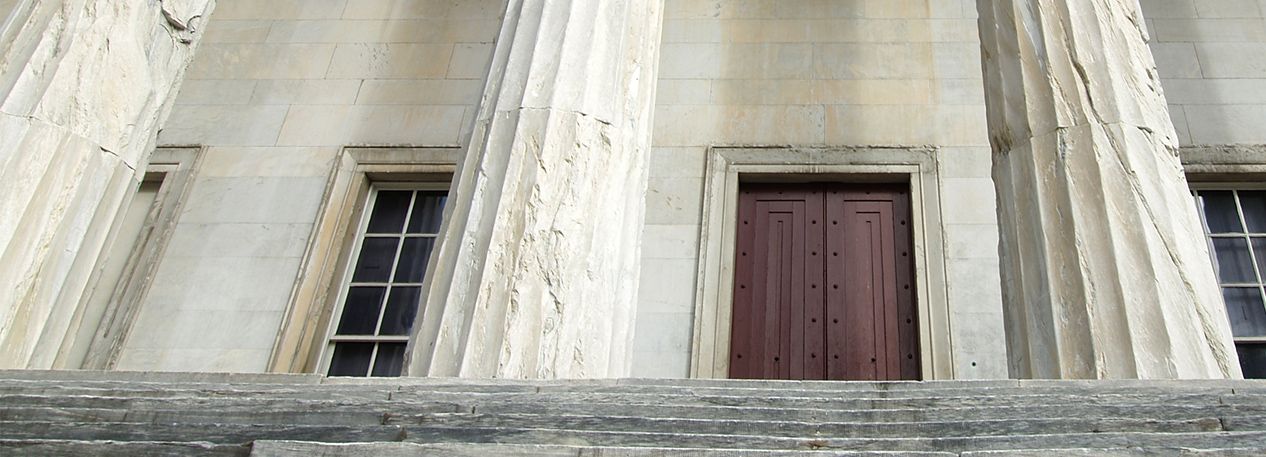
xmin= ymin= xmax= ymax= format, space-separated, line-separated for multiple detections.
xmin=0 ymin=0 xmax=215 ymax=369
xmin=976 ymin=0 xmax=1240 ymax=378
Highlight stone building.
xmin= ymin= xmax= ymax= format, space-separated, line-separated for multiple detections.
xmin=1 ymin=0 xmax=1264 ymax=383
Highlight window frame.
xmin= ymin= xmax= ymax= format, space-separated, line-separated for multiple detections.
xmin=318 ymin=183 xmax=450 ymax=377
xmin=1190 ymin=185 xmax=1266 ymax=345
xmin=270 ymin=147 xmax=460 ymax=374
xmin=74 ymin=147 xmax=202 ymax=370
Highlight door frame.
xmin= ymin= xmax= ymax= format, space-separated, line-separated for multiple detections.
xmin=690 ymin=146 xmax=955 ymax=380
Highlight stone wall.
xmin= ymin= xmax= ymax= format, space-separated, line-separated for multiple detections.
xmin=634 ymin=0 xmax=1009 ymax=379
xmin=0 ymin=0 xmax=214 ymax=369
xmin=1144 ymin=0 xmax=1266 ymax=146
xmin=119 ymin=0 xmax=501 ymax=372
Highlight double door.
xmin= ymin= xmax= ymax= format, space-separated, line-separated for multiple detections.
xmin=729 ymin=183 xmax=920 ymax=381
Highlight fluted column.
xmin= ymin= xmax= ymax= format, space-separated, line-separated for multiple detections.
xmin=407 ymin=0 xmax=664 ymax=378
xmin=976 ymin=0 xmax=1240 ymax=378
xmin=0 ymin=0 xmax=215 ymax=368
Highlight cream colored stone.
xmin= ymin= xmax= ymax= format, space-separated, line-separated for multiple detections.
xmin=248 ymin=80 xmax=362 ymax=105
xmin=188 ymin=44 xmax=337 ymax=79
xmin=814 ymin=79 xmax=933 ymax=105
xmin=1151 ymin=43 xmax=1205 ymax=79
xmin=445 ymin=43 xmax=494 ymax=79
xmin=1195 ymin=43 xmax=1266 ymax=77
xmin=202 ymin=21 xmax=273 ymax=44
xmin=157 ymin=105 xmax=290 ymax=146
xmin=197 ymin=147 xmax=337 ymax=178
xmin=711 ymin=80 xmax=814 ymax=105
xmin=641 ymin=225 xmax=701 ymax=260
xmin=1151 ymin=18 xmax=1266 ymax=42
xmin=813 ymin=43 xmax=934 ymax=79
xmin=825 ymin=105 xmax=935 ymax=145
xmin=355 ymin=80 xmax=482 ymax=106
xmin=177 ymin=177 xmax=327 ymax=224
xmin=655 ymin=105 xmax=826 ymax=146
xmin=644 ymin=177 xmax=705 ymax=225
xmin=211 ymin=0 xmax=347 ymax=21
xmin=637 ymin=259 xmax=700 ymax=314
xmin=654 ymin=80 xmax=711 ymax=105
xmin=326 ymin=43 xmax=453 ymax=79
xmin=1194 ymin=0 xmax=1263 ymax=18
xmin=173 ymin=80 xmax=258 ymax=105
xmin=666 ymin=0 xmax=774 ymax=19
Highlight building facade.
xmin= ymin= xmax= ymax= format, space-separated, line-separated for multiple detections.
xmin=0 ymin=0 xmax=1263 ymax=381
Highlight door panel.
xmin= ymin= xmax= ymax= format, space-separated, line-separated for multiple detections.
xmin=731 ymin=183 xmax=919 ymax=381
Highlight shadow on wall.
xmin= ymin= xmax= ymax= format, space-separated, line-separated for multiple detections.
xmin=1142 ymin=0 xmax=1266 ymax=145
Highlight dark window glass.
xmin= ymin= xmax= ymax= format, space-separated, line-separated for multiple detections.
xmin=1213 ymin=237 xmax=1256 ymax=283
xmin=1222 ymin=287 xmax=1266 ymax=337
xmin=351 ymin=237 xmax=399 ymax=282
xmin=328 ymin=343 xmax=375 ymax=376
xmin=1241 ymin=191 xmax=1266 ymax=233
xmin=1201 ymin=191 xmax=1243 ymax=233
xmin=336 ymin=287 xmax=386 ymax=335
xmin=407 ymin=192 xmax=447 ymax=234
xmin=379 ymin=287 xmax=421 ymax=336
xmin=371 ymin=343 xmax=407 ymax=377
xmin=394 ymin=237 xmax=436 ymax=283
xmin=366 ymin=191 xmax=412 ymax=234
xmin=1237 ymin=343 xmax=1266 ymax=379
xmin=1253 ymin=238 xmax=1266 ymax=282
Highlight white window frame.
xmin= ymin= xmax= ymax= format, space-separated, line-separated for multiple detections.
xmin=271 ymin=147 xmax=460 ymax=374
xmin=318 ymin=183 xmax=450 ymax=376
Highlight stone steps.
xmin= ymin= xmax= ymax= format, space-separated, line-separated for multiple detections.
xmin=1 ymin=371 xmax=1265 ymax=455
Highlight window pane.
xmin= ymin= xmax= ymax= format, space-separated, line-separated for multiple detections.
xmin=394 ymin=237 xmax=436 ymax=283
xmin=379 ymin=286 xmax=421 ymax=336
xmin=351 ymin=237 xmax=399 ymax=282
xmin=335 ymin=287 xmax=386 ymax=335
xmin=366 ymin=191 xmax=412 ymax=234
xmin=1222 ymin=287 xmax=1266 ymax=337
xmin=328 ymin=343 xmax=374 ymax=376
xmin=406 ymin=192 xmax=448 ymax=234
xmin=1213 ymin=237 xmax=1256 ymax=283
xmin=1241 ymin=191 xmax=1266 ymax=234
xmin=1237 ymin=343 xmax=1266 ymax=379
xmin=1253 ymin=238 xmax=1266 ymax=283
xmin=371 ymin=343 xmax=407 ymax=377
xmin=1200 ymin=191 xmax=1243 ymax=233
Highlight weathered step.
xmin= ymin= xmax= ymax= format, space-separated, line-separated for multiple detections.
xmin=249 ymin=440 xmax=957 ymax=456
xmin=465 ymin=400 xmax=1266 ymax=424
xmin=0 ymin=421 xmax=406 ymax=444
xmin=0 ymin=439 xmax=250 ymax=456
xmin=390 ymin=427 xmax=1266 ymax=453
xmin=393 ymin=412 xmax=1230 ymax=438
xmin=6 ymin=376 xmax=1265 ymax=403
xmin=3 ymin=387 xmax=1248 ymax=418
xmin=249 ymin=441 xmax=1266 ymax=457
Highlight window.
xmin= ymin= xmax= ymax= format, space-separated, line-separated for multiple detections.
xmin=1193 ymin=189 xmax=1266 ymax=378
xmin=323 ymin=187 xmax=448 ymax=377
xmin=74 ymin=148 xmax=200 ymax=370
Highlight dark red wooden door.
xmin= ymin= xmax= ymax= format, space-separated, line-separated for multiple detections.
xmin=730 ymin=183 xmax=919 ymax=381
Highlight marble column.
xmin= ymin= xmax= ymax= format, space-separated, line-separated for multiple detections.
xmin=0 ymin=0 xmax=214 ymax=368
xmin=976 ymin=0 xmax=1241 ymax=378
xmin=407 ymin=0 xmax=664 ymax=378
